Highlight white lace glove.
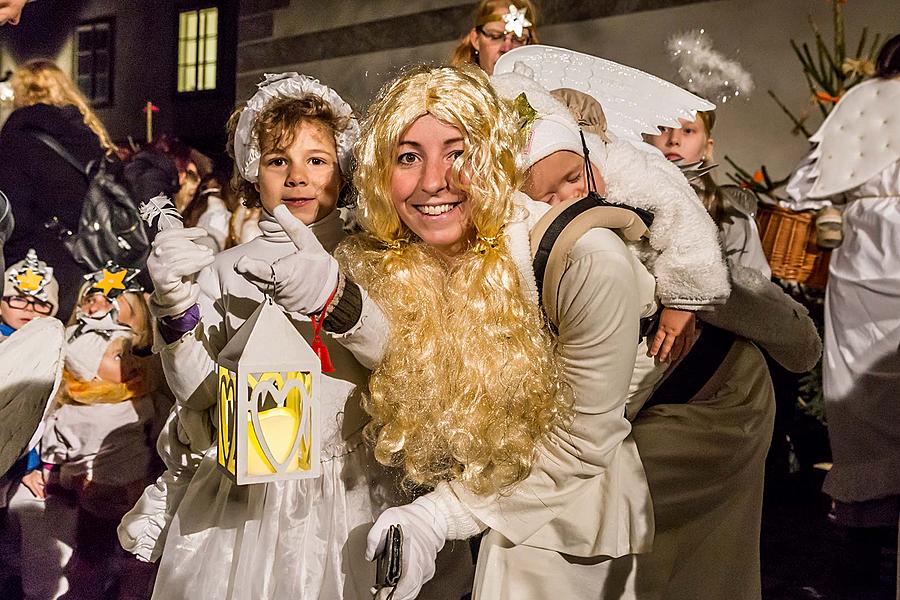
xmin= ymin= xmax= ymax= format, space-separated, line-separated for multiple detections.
xmin=147 ymin=227 xmax=215 ymax=318
xmin=234 ymin=204 xmax=338 ymax=315
xmin=366 ymin=483 xmax=485 ymax=600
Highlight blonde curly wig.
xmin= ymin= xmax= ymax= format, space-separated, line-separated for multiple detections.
xmin=336 ymin=64 xmax=569 ymax=496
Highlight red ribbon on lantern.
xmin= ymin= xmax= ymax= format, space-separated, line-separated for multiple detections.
xmin=308 ymin=286 xmax=338 ymax=373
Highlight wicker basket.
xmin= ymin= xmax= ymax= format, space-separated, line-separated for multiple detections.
xmin=755 ymin=204 xmax=831 ymax=288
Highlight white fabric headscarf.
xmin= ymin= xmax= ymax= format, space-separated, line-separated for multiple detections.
xmin=233 ymin=72 xmax=359 ymax=183
xmin=65 ymin=326 xmax=131 ymax=382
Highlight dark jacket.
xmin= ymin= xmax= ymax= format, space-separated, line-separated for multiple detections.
xmin=0 ymin=104 xmax=106 ymax=320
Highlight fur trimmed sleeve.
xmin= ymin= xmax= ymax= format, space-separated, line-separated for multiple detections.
xmin=600 ymin=138 xmax=730 ymax=309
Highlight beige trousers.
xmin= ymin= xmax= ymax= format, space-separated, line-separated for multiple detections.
xmin=471 ymin=341 xmax=775 ymax=600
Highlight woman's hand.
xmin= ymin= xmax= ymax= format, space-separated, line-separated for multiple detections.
xmin=147 ymin=227 xmax=215 ymax=317
xmin=235 ymin=204 xmax=339 ymax=314
xmin=366 ymin=496 xmax=448 ymax=600
xmin=648 ymin=307 xmax=699 ymax=363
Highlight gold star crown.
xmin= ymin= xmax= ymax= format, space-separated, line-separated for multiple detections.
xmin=7 ymin=249 xmax=52 ymax=301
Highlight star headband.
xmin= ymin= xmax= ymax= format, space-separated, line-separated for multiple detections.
xmin=478 ymin=5 xmax=533 ymax=38
xmin=68 ymin=310 xmax=133 ymax=342
xmin=84 ymin=263 xmax=143 ymax=300
xmin=233 ymin=72 xmax=359 ymax=183
xmin=7 ymin=249 xmax=53 ymax=301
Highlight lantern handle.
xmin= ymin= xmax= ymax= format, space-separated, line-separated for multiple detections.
xmin=268 ymin=264 xmax=277 ymax=302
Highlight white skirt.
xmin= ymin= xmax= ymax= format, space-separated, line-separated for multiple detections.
xmin=151 ymin=441 xmax=384 ymax=600
xmin=823 ymin=195 xmax=900 ymax=503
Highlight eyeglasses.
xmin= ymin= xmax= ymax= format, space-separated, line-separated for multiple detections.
xmin=476 ymin=26 xmax=531 ymax=46
xmin=3 ymin=295 xmax=53 ymax=315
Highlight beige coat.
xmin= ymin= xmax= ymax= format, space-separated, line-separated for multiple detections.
xmin=452 ymin=199 xmax=657 ymax=561
xmin=472 ymin=340 xmax=775 ymax=600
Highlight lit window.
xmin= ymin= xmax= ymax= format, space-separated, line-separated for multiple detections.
xmin=177 ymin=7 xmax=218 ymax=93
xmin=75 ymin=19 xmax=114 ymax=106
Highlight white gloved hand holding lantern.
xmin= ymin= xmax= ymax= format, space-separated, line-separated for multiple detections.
xmin=234 ymin=204 xmax=339 ymax=315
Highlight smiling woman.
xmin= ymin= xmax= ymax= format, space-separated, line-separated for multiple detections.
xmin=390 ymin=114 xmax=471 ymax=255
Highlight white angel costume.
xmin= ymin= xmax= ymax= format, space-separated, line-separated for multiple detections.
xmin=786 ymin=76 xmax=900 ymax=523
xmin=0 ymin=319 xmax=67 ymax=600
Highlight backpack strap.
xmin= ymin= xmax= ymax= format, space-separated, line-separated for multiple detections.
xmin=530 ymin=194 xmax=649 ymax=329
xmin=28 ymin=130 xmax=89 ymax=180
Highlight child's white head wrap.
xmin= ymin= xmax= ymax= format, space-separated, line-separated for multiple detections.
xmin=233 ymin=72 xmax=359 ymax=183
xmin=65 ymin=326 xmax=132 ymax=382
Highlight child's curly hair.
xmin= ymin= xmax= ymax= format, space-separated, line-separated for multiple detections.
xmin=226 ymin=94 xmax=351 ymax=208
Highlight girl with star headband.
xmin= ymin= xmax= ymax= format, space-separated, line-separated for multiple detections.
xmin=450 ymin=1 xmax=539 ymax=75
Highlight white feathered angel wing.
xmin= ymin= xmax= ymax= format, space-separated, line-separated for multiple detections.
xmin=805 ymin=78 xmax=900 ymax=198
xmin=0 ymin=318 xmax=65 ymax=474
xmin=493 ymin=45 xmax=715 ymax=146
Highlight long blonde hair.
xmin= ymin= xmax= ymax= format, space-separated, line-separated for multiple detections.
xmin=337 ymin=64 xmax=568 ymax=495
xmin=450 ymin=0 xmax=540 ymax=68
xmin=12 ymin=59 xmax=116 ymax=154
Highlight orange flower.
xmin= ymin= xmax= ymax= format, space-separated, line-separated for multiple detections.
xmin=753 ymin=170 xmax=765 ymax=184
xmin=815 ymin=91 xmax=841 ymax=104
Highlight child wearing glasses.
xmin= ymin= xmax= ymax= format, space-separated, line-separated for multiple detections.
xmin=1 ymin=248 xmax=59 ymax=338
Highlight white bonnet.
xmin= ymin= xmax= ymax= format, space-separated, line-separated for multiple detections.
xmin=233 ymin=72 xmax=359 ymax=183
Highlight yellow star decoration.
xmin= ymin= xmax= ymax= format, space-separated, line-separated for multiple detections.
xmin=94 ymin=269 xmax=128 ymax=296
xmin=15 ymin=268 xmax=44 ymax=292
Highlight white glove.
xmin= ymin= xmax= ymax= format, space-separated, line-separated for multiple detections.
xmin=147 ymin=227 xmax=215 ymax=318
xmin=366 ymin=495 xmax=448 ymax=600
xmin=234 ymin=204 xmax=339 ymax=315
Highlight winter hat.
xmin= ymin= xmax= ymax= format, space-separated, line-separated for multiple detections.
xmin=4 ymin=249 xmax=60 ymax=316
xmin=64 ymin=325 xmax=131 ymax=382
xmin=492 ymin=72 xmax=609 ymax=172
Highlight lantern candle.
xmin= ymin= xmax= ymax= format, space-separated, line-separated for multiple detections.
xmin=216 ymin=297 xmax=321 ymax=484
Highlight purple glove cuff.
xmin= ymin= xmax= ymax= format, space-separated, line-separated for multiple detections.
xmin=159 ymin=304 xmax=201 ymax=344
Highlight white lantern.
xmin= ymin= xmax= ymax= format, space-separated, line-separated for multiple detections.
xmin=216 ymin=297 xmax=321 ymax=484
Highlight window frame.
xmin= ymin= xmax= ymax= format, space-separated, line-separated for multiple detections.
xmin=176 ymin=4 xmax=220 ymax=96
xmin=74 ymin=17 xmax=116 ymax=108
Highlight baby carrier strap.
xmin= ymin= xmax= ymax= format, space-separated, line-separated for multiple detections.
xmin=530 ymin=194 xmax=649 ymax=330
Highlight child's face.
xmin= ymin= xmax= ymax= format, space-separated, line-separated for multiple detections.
xmin=1 ymin=294 xmax=53 ymax=329
xmin=79 ymin=292 xmax=134 ymax=323
xmin=643 ymin=116 xmax=714 ymax=164
xmin=522 ymin=150 xmax=606 ymax=205
xmin=80 ymin=292 xmax=114 ymax=317
xmin=257 ymin=120 xmax=342 ymax=226
xmin=97 ymin=337 xmax=138 ymax=384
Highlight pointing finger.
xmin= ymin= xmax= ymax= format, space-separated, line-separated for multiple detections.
xmin=272 ymin=204 xmax=323 ymax=253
